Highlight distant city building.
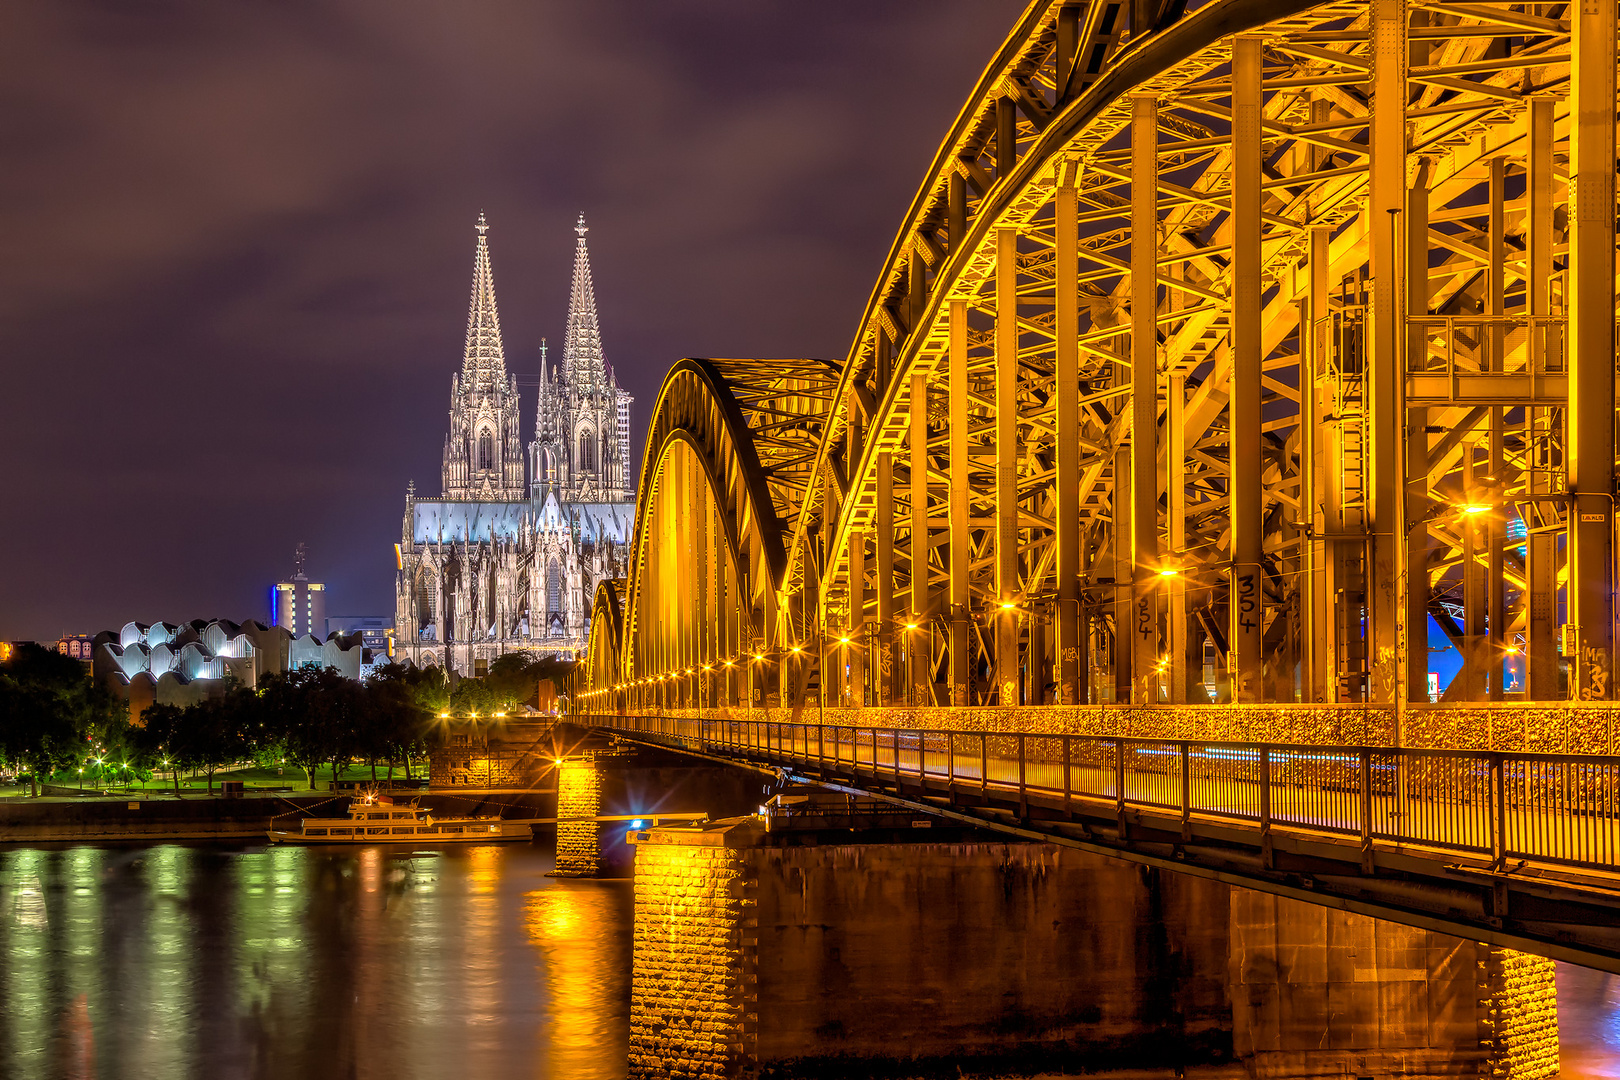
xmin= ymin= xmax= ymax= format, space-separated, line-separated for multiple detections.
xmin=56 ymin=634 xmax=95 ymax=665
xmin=326 ymin=615 xmax=394 ymax=655
xmin=272 ymin=543 xmax=326 ymax=637
xmin=93 ymin=619 xmax=369 ymax=721
xmin=396 ymin=213 xmax=634 ymax=676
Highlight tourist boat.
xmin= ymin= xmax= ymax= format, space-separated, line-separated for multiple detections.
xmin=267 ymin=795 xmax=534 ymax=844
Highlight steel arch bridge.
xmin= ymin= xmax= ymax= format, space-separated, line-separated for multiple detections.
xmin=586 ymin=0 xmax=1620 ymax=730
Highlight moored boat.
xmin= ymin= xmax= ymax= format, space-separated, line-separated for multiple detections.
xmin=268 ymin=795 xmax=532 ymax=844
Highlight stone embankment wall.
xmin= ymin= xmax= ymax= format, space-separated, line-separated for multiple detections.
xmin=629 ymin=823 xmax=1560 ymax=1079
xmin=0 ymin=790 xmax=558 ymax=843
xmin=1230 ymin=891 xmax=1557 ymax=1079
xmin=0 ymin=794 xmax=334 ymax=842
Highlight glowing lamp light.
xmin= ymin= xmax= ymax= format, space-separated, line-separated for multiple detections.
xmin=553 ymin=759 xmax=564 ymax=766
xmin=904 ymin=623 xmax=918 ymax=630
xmin=1158 ymin=567 xmax=1181 ymax=578
xmin=724 ymin=660 xmax=735 ymax=668
xmin=1462 ymin=504 xmax=1492 ymax=515
xmin=753 ymin=653 xmax=763 ymax=661
xmin=1505 ymin=645 xmax=1521 ymax=655
xmin=1000 ymin=601 xmax=1016 ymax=611
xmin=837 ymin=637 xmax=851 ymax=645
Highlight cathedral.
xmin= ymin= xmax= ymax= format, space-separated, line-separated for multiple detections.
xmin=395 ymin=214 xmax=634 ymax=675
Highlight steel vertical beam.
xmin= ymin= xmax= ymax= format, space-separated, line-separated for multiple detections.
xmin=910 ymin=372 xmax=932 ymax=705
xmin=1405 ymin=175 xmax=1431 ymax=704
xmin=1526 ymin=97 xmax=1557 ymax=701
xmin=995 ymin=227 xmax=1021 ymax=705
xmin=1487 ymin=156 xmax=1505 ymax=701
xmin=848 ymin=529 xmax=866 ymax=707
xmin=1168 ymin=371 xmax=1188 ymax=703
xmin=948 ymin=300 xmax=972 ymax=705
xmin=876 ymin=451 xmax=896 ymax=705
xmin=1054 ymin=177 xmax=1083 ymax=705
xmin=1567 ymin=0 xmax=1616 ymax=700
xmin=1113 ymin=445 xmax=1133 ymax=704
xmin=1368 ymin=0 xmax=1408 ymax=707
xmin=1131 ymin=95 xmax=1161 ymax=704
xmin=1306 ymin=225 xmax=1331 ymax=702
xmin=1230 ymin=37 xmax=1264 ymax=703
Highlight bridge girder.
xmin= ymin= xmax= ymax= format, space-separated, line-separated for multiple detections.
xmin=589 ymin=0 xmax=1619 ymax=721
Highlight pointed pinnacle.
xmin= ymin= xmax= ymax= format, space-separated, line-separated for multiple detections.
xmin=575 ymin=212 xmax=587 ymax=238
xmin=476 ymin=211 xmax=489 ymax=236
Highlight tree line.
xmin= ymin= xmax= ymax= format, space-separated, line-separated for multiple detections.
xmin=0 ymin=644 xmax=573 ymax=794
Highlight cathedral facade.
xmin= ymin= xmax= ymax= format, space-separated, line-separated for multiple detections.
xmin=395 ymin=214 xmax=634 ymax=675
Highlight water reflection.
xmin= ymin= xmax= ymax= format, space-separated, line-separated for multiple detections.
xmin=0 ymin=843 xmax=631 ymax=1080
xmin=1560 ymin=962 xmax=1620 ymax=1080
xmin=525 ymin=884 xmax=632 ymax=1079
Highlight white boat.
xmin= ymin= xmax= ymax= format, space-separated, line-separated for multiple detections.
xmin=268 ymin=795 xmax=533 ymax=844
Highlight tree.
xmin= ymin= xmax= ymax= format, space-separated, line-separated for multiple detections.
xmin=0 ymin=644 xmax=124 ymax=795
xmin=133 ymin=704 xmax=185 ymax=793
xmin=258 ymin=667 xmax=363 ymax=790
xmin=363 ymin=667 xmax=432 ymax=779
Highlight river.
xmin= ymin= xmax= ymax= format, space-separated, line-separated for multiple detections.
xmin=0 ymin=842 xmax=1614 ymax=1079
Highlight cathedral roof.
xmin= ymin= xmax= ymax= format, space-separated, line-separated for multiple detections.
xmin=462 ymin=212 xmax=507 ymax=390
xmin=413 ymin=499 xmax=528 ymax=544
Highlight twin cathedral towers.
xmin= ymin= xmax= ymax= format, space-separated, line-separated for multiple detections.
xmin=396 ymin=214 xmax=634 ymax=674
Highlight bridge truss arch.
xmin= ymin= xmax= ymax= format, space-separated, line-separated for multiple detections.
xmin=603 ymin=357 xmax=840 ymax=713
xmin=585 ymin=0 xmax=1620 ymax=728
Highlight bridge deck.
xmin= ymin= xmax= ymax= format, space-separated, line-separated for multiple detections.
xmin=586 ymin=713 xmax=1620 ymax=974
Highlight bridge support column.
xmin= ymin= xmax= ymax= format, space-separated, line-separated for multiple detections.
xmin=909 ymin=372 xmax=933 ymax=705
xmin=1486 ymin=157 xmax=1506 ymax=702
xmin=1131 ymin=94 xmax=1162 ymax=705
xmin=876 ymin=450 xmax=896 ymax=705
xmin=1230 ymin=36 xmax=1264 ymax=704
xmin=1567 ymin=0 xmax=1616 ymax=700
xmin=1305 ymin=223 xmax=1332 ymax=703
xmin=1054 ymin=177 xmax=1083 ymax=705
xmin=1368 ymin=0 xmax=1407 ymax=706
xmin=554 ymin=755 xmax=605 ymax=877
xmin=847 ymin=529 xmax=866 ymax=707
xmin=948 ymin=299 xmax=972 ymax=706
xmin=1525 ymin=97 xmax=1558 ymax=702
xmin=1405 ymin=173 xmax=1431 ymax=705
xmin=995 ymin=226 xmax=1021 ymax=705
xmin=1168 ymin=371 xmax=1188 ymax=703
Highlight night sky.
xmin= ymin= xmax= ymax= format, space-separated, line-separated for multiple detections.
xmin=0 ymin=1 xmax=1023 ymax=641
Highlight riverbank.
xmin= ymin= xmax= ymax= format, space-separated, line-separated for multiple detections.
xmin=0 ymin=788 xmax=557 ymax=843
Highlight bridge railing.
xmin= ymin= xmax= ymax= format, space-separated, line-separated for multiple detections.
xmin=580 ymin=713 xmax=1620 ymax=875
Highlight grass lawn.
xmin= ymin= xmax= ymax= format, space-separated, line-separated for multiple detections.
xmin=134 ymin=763 xmax=427 ymax=793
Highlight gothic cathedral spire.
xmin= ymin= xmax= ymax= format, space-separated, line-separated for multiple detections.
xmin=562 ymin=214 xmax=606 ymax=385
xmin=443 ymin=213 xmax=525 ymax=501
xmin=463 ymin=210 xmax=507 ymax=390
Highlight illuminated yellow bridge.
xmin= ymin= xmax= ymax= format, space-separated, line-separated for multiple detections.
xmin=578 ymin=0 xmax=1620 ymax=970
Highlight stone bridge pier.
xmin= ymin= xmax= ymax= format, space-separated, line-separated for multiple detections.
xmin=623 ymin=800 xmax=1559 ymax=1080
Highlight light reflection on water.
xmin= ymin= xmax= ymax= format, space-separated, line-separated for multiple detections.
xmin=1560 ymin=963 xmax=1620 ymax=1080
xmin=0 ymin=842 xmax=1616 ymax=1079
xmin=0 ymin=843 xmax=630 ymax=1080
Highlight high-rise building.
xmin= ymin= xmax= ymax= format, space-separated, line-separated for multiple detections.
xmin=395 ymin=214 xmax=634 ymax=675
xmin=273 ymin=543 xmax=326 ymax=637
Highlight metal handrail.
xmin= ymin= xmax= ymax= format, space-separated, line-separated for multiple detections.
xmin=582 ymin=712 xmax=1620 ymax=874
